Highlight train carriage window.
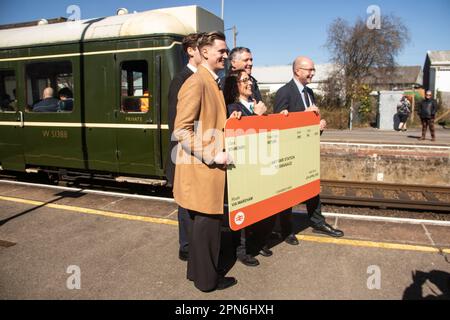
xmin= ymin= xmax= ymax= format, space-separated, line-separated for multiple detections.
xmin=121 ymin=60 xmax=150 ymax=114
xmin=0 ymin=70 xmax=16 ymax=112
xmin=26 ymin=61 xmax=74 ymax=113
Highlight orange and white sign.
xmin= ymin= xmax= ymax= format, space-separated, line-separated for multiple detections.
xmin=225 ymin=112 xmax=321 ymax=231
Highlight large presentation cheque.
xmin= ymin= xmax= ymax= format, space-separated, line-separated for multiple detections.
xmin=225 ymin=112 xmax=321 ymax=231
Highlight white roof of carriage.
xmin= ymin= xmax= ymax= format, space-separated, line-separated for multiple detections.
xmin=0 ymin=5 xmax=224 ymax=49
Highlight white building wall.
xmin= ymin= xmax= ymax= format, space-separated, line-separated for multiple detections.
xmin=259 ymin=83 xmax=322 ymax=95
xmin=435 ymin=68 xmax=450 ymax=93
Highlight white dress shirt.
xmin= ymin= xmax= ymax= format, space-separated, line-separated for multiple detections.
xmin=293 ymin=78 xmax=312 ymax=108
xmin=187 ymin=64 xmax=197 ymax=73
xmin=239 ymin=98 xmax=254 ymax=114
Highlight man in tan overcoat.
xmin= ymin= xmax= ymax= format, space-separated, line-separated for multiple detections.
xmin=173 ymin=31 xmax=240 ymax=292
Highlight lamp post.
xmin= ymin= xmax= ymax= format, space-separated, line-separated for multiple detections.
xmin=225 ymin=25 xmax=237 ymax=48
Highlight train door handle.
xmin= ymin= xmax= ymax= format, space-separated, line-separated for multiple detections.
xmin=18 ymin=111 xmax=24 ymax=128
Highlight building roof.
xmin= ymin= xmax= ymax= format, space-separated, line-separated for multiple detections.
xmin=253 ymin=64 xmax=422 ymax=87
xmin=363 ymin=66 xmax=423 ymax=86
xmin=0 ymin=6 xmax=223 ymax=49
xmin=427 ymin=50 xmax=450 ymax=65
xmin=252 ymin=63 xmax=336 ymax=84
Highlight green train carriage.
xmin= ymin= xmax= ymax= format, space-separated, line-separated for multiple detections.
xmin=0 ymin=6 xmax=224 ymax=184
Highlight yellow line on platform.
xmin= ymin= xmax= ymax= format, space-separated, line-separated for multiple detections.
xmin=1 ymin=195 xmax=449 ymax=254
xmin=0 ymin=195 xmax=178 ymax=227
xmin=297 ymin=235 xmax=450 ymax=254
xmin=0 ymin=196 xmax=43 ymax=206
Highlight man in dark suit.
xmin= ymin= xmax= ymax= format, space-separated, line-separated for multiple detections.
xmin=166 ymin=33 xmax=204 ymax=262
xmin=228 ymin=47 xmax=262 ymax=103
xmin=32 ymin=87 xmax=60 ymax=112
xmin=274 ymin=56 xmax=344 ymax=245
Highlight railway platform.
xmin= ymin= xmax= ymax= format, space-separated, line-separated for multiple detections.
xmin=0 ymin=181 xmax=449 ymax=300
xmin=321 ymin=127 xmax=450 ymax=146
xmin=319 ymin=127 xmax=450 ymax=187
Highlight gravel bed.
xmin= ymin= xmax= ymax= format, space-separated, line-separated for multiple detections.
xmin=322 ymin=204 xmax=450 ymax=221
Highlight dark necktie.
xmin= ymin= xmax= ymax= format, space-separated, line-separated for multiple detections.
xmin=216 ymin=78 xmax=222 ymax=90
xmin=303 ymin=87 xmax=311 ymax=107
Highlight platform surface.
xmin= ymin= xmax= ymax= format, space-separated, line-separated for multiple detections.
xmin=321 ymin=127 xmax=450 ymax=146
xmin=0 ymin=182 xmax=449 ymax=300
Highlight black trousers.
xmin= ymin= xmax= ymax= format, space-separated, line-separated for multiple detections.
xmin=278 ymin=195 xmax=326 ymax=237
xmin=398 ymin=113 xmax=409 ymax=123
xmin=236 ymin=216 xmax=275 ymax=257
xmin=177 ymin=206 xmax=191 ymax=253
xmin=186 ymin=211 xmax=222 ymax=292
xmin=421 ymin=118 xmax=435 ymax=139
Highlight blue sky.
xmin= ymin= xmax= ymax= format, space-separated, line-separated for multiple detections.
xmin=1 ymin=0 xmax=449 ymax=67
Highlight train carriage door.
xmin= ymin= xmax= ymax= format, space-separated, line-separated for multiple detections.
xmin=21 ymin=59 xmax=84 ymax=170
xmin=115 ymin=55 xmax=157 ymax=176
xmin=83 ymin=50 xmax=119 ymax=173
xmin=0 ymin=66 xmax=25 ymax=171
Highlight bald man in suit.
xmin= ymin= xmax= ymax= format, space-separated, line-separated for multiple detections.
xmin=274 ymin=56 xmax=344 ymax=245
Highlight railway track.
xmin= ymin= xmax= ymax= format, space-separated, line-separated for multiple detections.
xmin=321 ymin=180 xmax=450 ymax=212
xmin=1 ymin=172 xmax=449 ymax=213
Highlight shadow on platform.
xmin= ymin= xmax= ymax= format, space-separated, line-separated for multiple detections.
xmin=0 ymin=191 xmax=86 ymax=227
xmin=403 ymin=270 xmax=450 ymax=300
xmin=218 ymin=210 xmax=312 ymax=276
xmin=407 ymin=135 xmax=422 ymax=140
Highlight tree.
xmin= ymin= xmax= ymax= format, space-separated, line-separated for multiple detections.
xmin=325 ymin=14 xmax=410 ymax=128
xmin=318 ymin=68 xmax=345 ymax=108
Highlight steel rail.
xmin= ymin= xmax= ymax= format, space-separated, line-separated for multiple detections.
xmin=1 ymin=173 xmax=449 ymax=212
xmin=321 ymin=180 xmax=450 ymax=212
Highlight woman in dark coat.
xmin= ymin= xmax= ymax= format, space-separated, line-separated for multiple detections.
xmin=223 ymin=70 xmax=272 ymax=267
xmin=224 ymin=69 xmax=266 ymax=117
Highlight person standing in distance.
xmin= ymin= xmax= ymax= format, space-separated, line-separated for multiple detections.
xmin=418 ymin=90 xmax=438 ymax=141
xmin=166 ymin=32 xmax=204 ymax=262
xmin=397 ymin=96 xmax=411 ymax=132
xmin=173 ymin=31 xmax=240 ymax=292
xmin=274 ymin=56 xmax=344 ymax=246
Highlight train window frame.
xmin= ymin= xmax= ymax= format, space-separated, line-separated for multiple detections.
xmin=120 ymin=60 xmax=150 ymax=114
xmin=0 ymin=69 xmax=17 ymax=113
xmin=25 ymin=60 xmax=74 ymax=113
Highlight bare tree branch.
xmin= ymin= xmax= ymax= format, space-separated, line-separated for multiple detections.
xmin=325 ymin=14 xmax=410 ymax=107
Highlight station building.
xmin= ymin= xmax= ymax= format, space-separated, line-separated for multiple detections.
xmin=423 ymin=50 xmax=450 ymax=108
